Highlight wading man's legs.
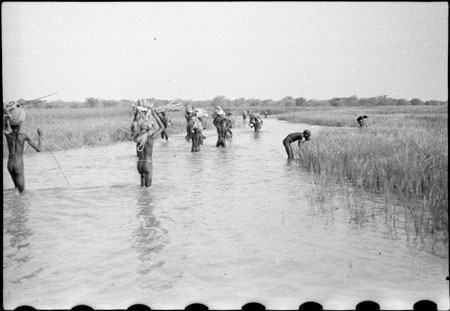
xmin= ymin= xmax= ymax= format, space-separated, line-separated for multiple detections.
xmin=283 ymin=138 xmax=294 ymax=159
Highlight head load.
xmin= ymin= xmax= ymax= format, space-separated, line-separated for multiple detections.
xmin=132 ymin=99 xmax=185 ymax=141
xmin=131 ymin=99 xmax=156 ymax=142
xmin=3 ymin=102 xmax=26 ymax=133
xmin=213 ymin=105 xmax=225 ymax=118
xmin=4 ymin=101 xmax=26 ymax=125
xmin=185 ymin=104 xmax=209 ymax=120
xmin=249 ymin=112 xmax=262 ymax=123
xmin=185 ymin=104 xmax=195 ymax=116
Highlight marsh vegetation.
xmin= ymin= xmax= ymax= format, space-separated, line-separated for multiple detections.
xmin=3 ymin=100 xmax=447 ymax=258
xmin=287 ymin=105 xmax=448 ymax=257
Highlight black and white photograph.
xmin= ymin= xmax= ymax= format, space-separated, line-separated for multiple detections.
xmin=2 ymin=2 xmax=448 ymax=310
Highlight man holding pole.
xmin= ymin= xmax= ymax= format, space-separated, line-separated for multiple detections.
xmin=3 ymin=102 xmax=43 ymax=193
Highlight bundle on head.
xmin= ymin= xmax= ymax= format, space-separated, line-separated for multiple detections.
xmin=155 ymin=101 xmax=184 ymax=113
xmin=249 ymin=113 xmax=260 ymax=123
xmin=194 ymin=108 xmax=209 ymax=119
xmin=185 ymin=104 xmax=208 ymax=119
xmin=131 ymin=99 xmax=156 ymax=142
xmin=213 ymin=105 xmax=225 ymax=118
xmin=3 ymin=101 xmax=26 ymax=127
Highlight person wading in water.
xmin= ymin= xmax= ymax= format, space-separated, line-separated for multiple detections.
xmin=282 ymin=130 xmax=311 ymax=160
xmin=131 ymin=101 xmax=165 ymax=187
xmin=158 ymin=111 xmax=170 ymax=141
xmin=3 ymin=102 xmax=42 ymax=193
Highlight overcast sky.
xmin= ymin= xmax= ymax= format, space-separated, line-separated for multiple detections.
xmin=2 ymin=2 xmax=448 ymax=102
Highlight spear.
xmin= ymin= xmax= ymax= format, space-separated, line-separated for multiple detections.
xmin=20 ymin=92 xmax=58 ymax=105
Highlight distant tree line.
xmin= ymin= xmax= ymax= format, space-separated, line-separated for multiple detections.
xmin=18 ymin=95 xmax=447 ymax=109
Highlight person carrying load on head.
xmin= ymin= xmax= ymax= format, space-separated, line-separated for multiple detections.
xmin=214 ymin=105 xmax=233 ymax=136
xmin=3 ymin=101 xmax=42 ymax=193
xmin=282 ymin=130 xmax=311 ymax=160
xmin=185 ymin=104 xmax=195 ymax=141
xmin=131 ymin=99 xmax=165 ymax=187
xmin=185 ymin=104 xmax=207 ymax=142
xmin=3 ymin=101 xmax=21 ymax=134
xmin=212 ymin=105 xmax=233 ymax=147
xmin=356 ymin=115 xmax=368 ymax=128
xmin=249 ymin=113 xmax=263 ymax=132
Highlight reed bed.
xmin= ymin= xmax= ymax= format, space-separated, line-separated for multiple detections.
xmin=292 ymin=108 xmax=448 ymax=250
xmin=278 ymin=105 xmax=447 ymax=128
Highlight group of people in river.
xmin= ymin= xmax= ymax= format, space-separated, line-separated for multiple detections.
xmin=129 ymin=101 xmax=314 ymax=187
xmin=3 ymin=99 xmax=369 ymax=190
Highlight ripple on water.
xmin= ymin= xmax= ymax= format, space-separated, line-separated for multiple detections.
xmin=2 ymin=120 xmax=448 ymax=309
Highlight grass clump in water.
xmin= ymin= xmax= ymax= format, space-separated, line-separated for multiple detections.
xmin=296 ymin=111 xmax=448 ymax=250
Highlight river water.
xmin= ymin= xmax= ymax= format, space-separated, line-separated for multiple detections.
xmin=3 ymin=118 xmax=448 ymax=309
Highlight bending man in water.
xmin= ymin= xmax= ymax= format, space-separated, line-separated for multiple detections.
xmin=282 ymin=130 xmax=311 ymax=160
xmin=132 ymin=107 xmax=164 ymax=187
xmin=4 ymin=124 xmax=42 ymax=193
xmin=356 ymin=115 xmax=368 ymax=127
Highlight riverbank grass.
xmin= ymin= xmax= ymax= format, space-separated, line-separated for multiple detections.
xmin=294 ymin=109 xmax=448 ymax=238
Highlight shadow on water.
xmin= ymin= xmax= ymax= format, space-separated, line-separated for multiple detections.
xmin=4 ymin=194 xmax=33 ymax=259
xmin=133 ymin=190 xmax=169 ymax=273
xmin=131 ymin=189 xmax=184 ymax=291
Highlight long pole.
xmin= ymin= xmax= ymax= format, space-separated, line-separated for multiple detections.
xmin=50 ymin=150 xmax=71 ymax=187
xmin=24 ymin=106 xmax=71 ymax=187
xmin=20 ymin=92 xmax=58 ymax=105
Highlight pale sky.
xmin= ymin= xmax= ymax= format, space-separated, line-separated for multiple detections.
xmin=2 ymin=2 xmax=448 ymax=102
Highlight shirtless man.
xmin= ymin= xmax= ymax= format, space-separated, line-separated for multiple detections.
xmin=356 ymin=115 xmax=368 ymax=127
xmin=4 ymin=124 xmax=42 ymax=193
xmin=132 ymin=108 xmax=164 ymax=187
xmin=158 ymin=111 xmax=170 ymax=141
xmin=282 ymin=130 xmax=311 ymax=160
xmin=249 ymin=114 xmax=263 ymax=132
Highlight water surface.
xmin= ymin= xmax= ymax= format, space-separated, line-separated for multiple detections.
xmin=3 ymin=118 xmax=448 ymax=309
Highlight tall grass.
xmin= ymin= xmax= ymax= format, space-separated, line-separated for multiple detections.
xmin=292 ymin=108 xmax=448 ymax=252
xmin=2 ymin=107 xmax=185 ymax=153
xmin=2 ymin=105 xmax=244 ymax=154
xmin=278 ymin=105 xmax=448 ymax=127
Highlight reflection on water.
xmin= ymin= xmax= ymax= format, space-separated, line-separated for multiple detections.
xmin=307 ymin=178 xmax=448 ymax=259
xmin=133 ymin=190 xmax=170 ymax=283
xmin=4 ymin=195 xmax=33 ymax=252
xmin=4 ymin=194 xmax=36 ymax=283
xmin=3 ymin=118 xmax=449 ymax=309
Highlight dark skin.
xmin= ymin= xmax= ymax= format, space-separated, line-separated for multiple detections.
xmin=185 ymin=111 xmax=194 ymax=141
xmin=134 ymin=109 xmax=164 ymax=187
xmin=213 ymin=115 xmax=232 ymax=147
xmin=158 ymin=112 xmax=169 ymax=141
xmin=187 ymin=116 xmax=203 ymax=152
xmin=282 ymin=131 xmax=311 ymax=160
xmin=4 ymin=125 xmax=42 ymax=193
xmin=249 ymin=116 xmax=263 ymax=132
xmin=357 ymin=115 xmax=368 ymax=127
